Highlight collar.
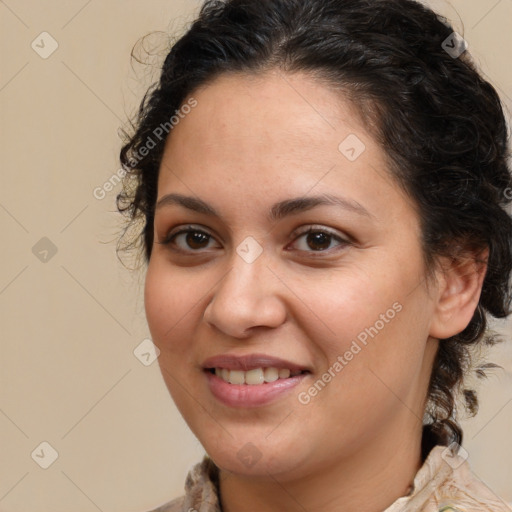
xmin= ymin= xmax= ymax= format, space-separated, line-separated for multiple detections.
xmin=177 ymin=445 xmax=508 ymax=512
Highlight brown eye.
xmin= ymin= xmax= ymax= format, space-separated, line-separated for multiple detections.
xmin=304 ymin=232 xmax=332 ymax=251
xmin=159 ymin=227 xmax=218 ymax=252
xmin=182 ymin=231 xmax=211 ymax=250
xmin=291 ymin=227 xmax=350 ymax=253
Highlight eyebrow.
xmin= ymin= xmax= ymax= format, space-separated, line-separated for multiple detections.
xmin=155 ymin=192 xmax=373 ymax=222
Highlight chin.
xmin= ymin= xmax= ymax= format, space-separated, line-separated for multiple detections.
xmin=197 ymin=431 xmax=309 ymax=479
xmin=210 ymin=449 xmax=299 ymax=478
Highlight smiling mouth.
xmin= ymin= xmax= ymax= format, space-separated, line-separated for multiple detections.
xmin=206 ymin=367 xmax=309 ymax=385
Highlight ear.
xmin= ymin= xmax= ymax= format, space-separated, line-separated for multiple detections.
xmin=429 ymin=248 xmax=488 ymax=340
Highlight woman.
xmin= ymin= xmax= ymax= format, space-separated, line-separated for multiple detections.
xmin=117 ymin=0 xmax=512 ymax=510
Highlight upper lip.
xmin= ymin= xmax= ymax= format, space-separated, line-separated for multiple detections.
xmin=202 ymin=353 xmax=311 ymax=372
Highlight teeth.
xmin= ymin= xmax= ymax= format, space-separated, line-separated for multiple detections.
xmin=245 ymin=368 xmax=265 ymax=385
xmin=213 ymin=367 xmax=303 ymax=385
xmin=279 ymin=368 xmax=291 ymax=379
xmin=229 ymin=370 xmax=245 ymax=385
xmin=263 ymin=367 xmax=279 ymax=382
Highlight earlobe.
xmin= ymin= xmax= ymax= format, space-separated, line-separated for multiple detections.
xmin=429 ymin=248 xmax=488 ymax=340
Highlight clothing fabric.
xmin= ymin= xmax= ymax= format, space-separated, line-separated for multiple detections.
xmin=147 ymin=445 xmax=510 ymax=512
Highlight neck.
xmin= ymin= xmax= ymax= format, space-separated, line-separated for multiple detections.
xmin=218 ymin=417 xmax=424 ymax=512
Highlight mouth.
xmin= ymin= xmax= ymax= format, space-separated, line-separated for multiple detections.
xmin=205 ymin=367 xmax=310 ymax=385
xmin=201 ymin=353 xmax=312 ymax=407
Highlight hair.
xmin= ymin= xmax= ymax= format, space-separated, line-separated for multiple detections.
xmin=117 ymin=0 xmax=512 ymax=456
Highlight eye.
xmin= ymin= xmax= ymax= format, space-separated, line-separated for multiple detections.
xmin=157 ymin=224 xmax=351 ymax=255
xmin=157 ymin=225 xmax=219 ymax=252
xmin=290 ymin=226 xmax=351 ymax=253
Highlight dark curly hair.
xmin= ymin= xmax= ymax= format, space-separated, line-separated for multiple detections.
xmin=117 ymin=0 xmax=512 ymax=457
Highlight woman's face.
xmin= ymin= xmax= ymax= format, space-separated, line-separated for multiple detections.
xmin=145 ymin=70 xmax=440 ymax=479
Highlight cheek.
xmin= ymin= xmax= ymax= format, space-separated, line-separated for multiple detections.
xmin=293 ymin=264 xmax=401 ymax=354
xmin=144 ymin=261 xmax=199 ymax=355
xmin=144 ymin=262 xmax=206 ymax=410
xmin=298 ymin=255 xmax=432 ymax=386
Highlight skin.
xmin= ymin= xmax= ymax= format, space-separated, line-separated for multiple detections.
xmin=144 ymin=70 xmax=486 ymax=512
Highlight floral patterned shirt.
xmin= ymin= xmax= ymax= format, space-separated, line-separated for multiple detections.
xmin=147 ymin=445 xmax=511 ymax=512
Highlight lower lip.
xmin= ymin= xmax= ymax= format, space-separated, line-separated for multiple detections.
xmin=205 ymin=370 xmax=308 ymax=408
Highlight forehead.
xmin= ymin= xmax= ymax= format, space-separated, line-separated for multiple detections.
xmin=160 ymin=71 xmax=373 ymax=178
xmin=171 ymin=70 xmax=365 ymax=152
xmin=156 ymin=70 xmax=415 ymax=226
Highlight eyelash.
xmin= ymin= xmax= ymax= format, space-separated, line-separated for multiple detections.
xmin=157 ymin=225 xmax=351 ymax=255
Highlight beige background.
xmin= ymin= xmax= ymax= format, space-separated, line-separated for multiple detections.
xmin=0 ymin=1 xmax=511 ymax=511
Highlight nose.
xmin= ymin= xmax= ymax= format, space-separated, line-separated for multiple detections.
xmin=203 ymin=248 xmax=287 ymax=338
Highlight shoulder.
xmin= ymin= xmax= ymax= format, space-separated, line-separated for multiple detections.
xmin=143 ymin=454 xmax=221 ymax=512
xmin=145 ymin=496 xmax=186 ymax=512
xmin=145 ymin=496 xmax=185 ymax=512
xmin=419 ymin=445 xmax=511 ymax=512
